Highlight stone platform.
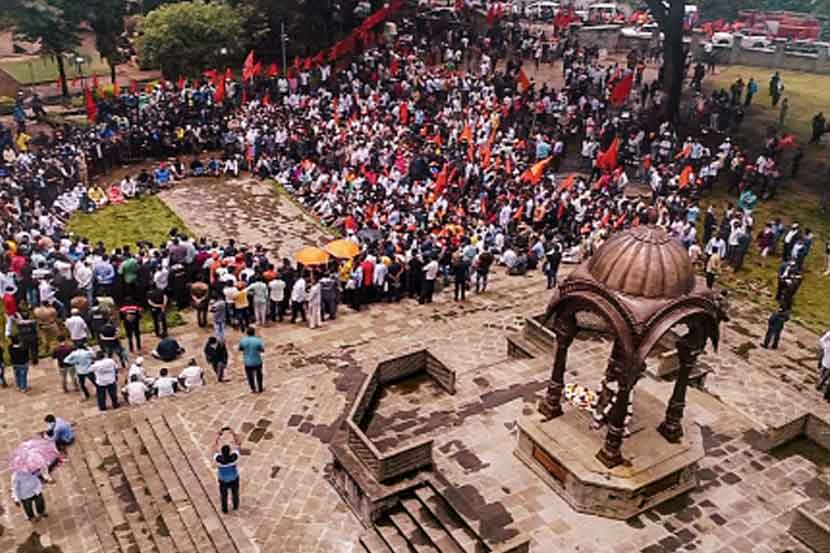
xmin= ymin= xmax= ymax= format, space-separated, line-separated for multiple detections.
xmin=515 ymin=389 xmax=703 ymax=520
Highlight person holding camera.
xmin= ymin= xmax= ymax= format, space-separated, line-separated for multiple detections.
xmin=213 ymin=427 xmax=242 ymax=514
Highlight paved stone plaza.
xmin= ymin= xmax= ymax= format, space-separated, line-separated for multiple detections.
xmin=0 ymin=179 xmax=827 ymax=553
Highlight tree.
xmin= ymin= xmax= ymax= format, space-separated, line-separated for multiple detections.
xmin=86 ymin=0 xmax=126 ymax=84
xmin=135 ymin=2 xmax=247 ymax=78
xmin=4 ymin=0 xmax=84 ymax=97
xmin=646 ymin=0 xmax=685 ymax=121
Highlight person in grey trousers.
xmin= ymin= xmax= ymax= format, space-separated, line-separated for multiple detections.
xmin=320 ymin=273 xmax=339 ymax=321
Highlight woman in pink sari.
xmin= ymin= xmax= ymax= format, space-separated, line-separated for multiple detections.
xmin=107 ymin=183 xmax=126 ymax=205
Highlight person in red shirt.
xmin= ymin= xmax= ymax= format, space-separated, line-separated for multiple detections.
xmin=3 ymin=286 xmax=18 ymax=337
xmin=360 ymin=257 xmax=375 ymax=304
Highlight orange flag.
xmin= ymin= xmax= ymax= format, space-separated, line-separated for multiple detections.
xmin=678 ymin=165 xmax=693 ymax=189
xmin=596 ymin=138 xmax=620 ymax=172
xmin=516 ymin=68 xmax=530 ymax=93
xmin=559 ymin=174 xmax=576 ymax=191
xmin=674 ymin=143 xmax=692 ymax=160
xmin=460 ymin=123 xmax=473 ymax=143
xmin=523 ymin=157 xmax=552 ymax=184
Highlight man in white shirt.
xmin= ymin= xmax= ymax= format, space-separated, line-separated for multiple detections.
xmin=64 ymin=309 xmax=89 ymax=346
xmin=421 ymin=257 xmax=439 ymax=304
xmin=122 ymin=374 xmax=149 ymax=405
xmin=179 ymin=360 xmax=205 ymax=390
xmin=90 ymin=351 xmax=118 ymax=411
xmin=290 ymin=276 xmax=307 ymax=324
xmin=152 ymin=368 xmax=179 ymax=398
xmin=817 ymin=330 xmax=830 ymax=393
xmin=268 ymin=276 xmax=286 ymax=322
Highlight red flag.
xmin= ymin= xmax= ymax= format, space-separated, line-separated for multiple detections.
xmin=778 ymin=134 xmax=796 ymax=149
xmin=293 ymin=56 xmax=301 ymax=70
xmin=203 ymin=69 xmax=218 ymax=84
xmin=177 ymin=76 xmax=186 ymax=91
xmin=516 ymin=68 xmax=530 ymax=93
xmin=434 ymin=163 xmax=449 ymax=196
xmin=678 ymin=165 xmax=693 ymax=189
xmin=243 ymin=50 xmax=256 ymax=81
xmin=253 ymin=62 xmax=262 ymax=77
xmin=596 ymin=138 xmax=620 ymax=172
xmin=92 ymin=74 xmax=100 ymax=93
xmin=390 ymin=57 xmax=399 ymax=76
xmin=454 ymin=0 xmax=464 ymax=11
xmin=303 ymin=57 xmax=313 ymax=71
xmin=559 ymin=174 xmax=577 ymax=191
xmin=242 ymin=87 xmax=248 ymax=105
xmin=263 ymin=93 xmax=271 ymax=106
xmin=329 ymin=46 xmax=338 ymax=62
xmin=130 ymin=79 xmax=138 ymax=93
xmin=267 ymin=63 xmax=279 ymax=77
xmin=702 ymin=22 xmax=713 ymax=36
xmin=84 ymin=87 xmax=97 ymax=123
xmin=400 ymin=101 xmax=409 ymax=125
xmin=313 ymin=52 xmax=325 ymax=65
xmin=609 ymin=73 xmax=633 ymax=107
xmin=214 ymin=78 xmax=226 ymax=103
xmin=225 ymin=67 xmax=233 ymax=81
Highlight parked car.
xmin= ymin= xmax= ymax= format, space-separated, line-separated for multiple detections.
xmin=522 ymin=1 xmax=560 ymax=21
xmin=621 ymin=22 xmax=660 ymax=39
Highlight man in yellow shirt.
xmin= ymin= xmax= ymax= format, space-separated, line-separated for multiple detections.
xmin=233 ymin=282 xmax=250 ymax=331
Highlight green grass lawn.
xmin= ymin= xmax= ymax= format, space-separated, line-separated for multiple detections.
xmin=0 ymin=50 xmax=110 ymax=86
xmin=67 ymin=195 xmax=189 ymax=251
xmin=703 ymin=65 xmax=830 ymax=333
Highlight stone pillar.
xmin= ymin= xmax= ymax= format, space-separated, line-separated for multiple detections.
xmin=539 ymin=331 xmax=574 ymax=419
xmin=596 ymin=381 xmax=632 ymax=469
xmin=658 ymin=330 xmax=703 ymax=443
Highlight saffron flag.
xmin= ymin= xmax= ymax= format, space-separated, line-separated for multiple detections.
xmin=214 ymin=78 xmax=226 ymax=103
xmin=113 ymin=79 xmax=120 ymax=96
xmin=242 ymin=50 xmax=256 ymax=81
xmin=84 ymin=87 xmax=97 ymax=123
xmin=460 ymin=123 xmax=473 ymax=143
xmin=434 ymin=163 xmax=449 ymax=196
xmin=516 ymin=68 xmax=530 ymax=93
xmin=674 ymin=143 xmax=692 ymax=160
xmin=522 ymin=157 xmax=552 ymax=184
xmin=596 ymin=138 xmax=620 ymax=172
xmin=678 ymin=165 xmax=693 ymax=189
xmin=609 ymin=73 xmax=633 ymax=107
xmin=559 ymin=174 xmax=577 ymax=191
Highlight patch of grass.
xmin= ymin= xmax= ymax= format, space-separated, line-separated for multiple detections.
xmin=701 ymin=188 xmax=830 ymax=334
xmin=0 ymin=50 xmax=110 ymax=85
xmin=703 ymin=66 xmax=830 ymax=333
xmin=66 ymin=195 xmax=189 ymax=251
xmin=707 ymin=65 xmax=830 ymax=189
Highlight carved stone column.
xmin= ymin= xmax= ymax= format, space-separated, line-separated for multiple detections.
xmin=596 ymin=380 xmax=632 ymax=469
xmin=658 ymin=328 xmax=703 ymax=443
xmin=539 ymin=331 xmax=574 ymax=420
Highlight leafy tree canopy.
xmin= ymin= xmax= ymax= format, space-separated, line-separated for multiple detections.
xmin=4 ymin=0 xmax=83 ymax=55
xmin=135 ymin=1 xmax=248 ymax=78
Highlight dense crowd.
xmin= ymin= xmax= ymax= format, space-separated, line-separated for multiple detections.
xmin=0 ymin=17 xmax=822 ymax=416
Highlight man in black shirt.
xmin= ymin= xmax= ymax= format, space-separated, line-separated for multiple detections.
xmin=99 ymin=321 xmax=128 ymax=369
xmin=52 ymin=335 xmax=76 ymax=393
xmin=9 ymin=336 xmax=30 ymax=392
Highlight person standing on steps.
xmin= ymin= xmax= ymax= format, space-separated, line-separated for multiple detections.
xmin=204 ymin=336 xmax=229 ymax=383
xmin=761 ymin=308 xmax=789 ymax=350
xmin=213 ymin=427 xmax=242 ymax=514
xmin=12 ymin=469 xmax=47 ymax=522
xmin=239 ymin=327 xmax=264 ymax=393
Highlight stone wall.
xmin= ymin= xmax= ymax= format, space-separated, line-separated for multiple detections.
xmin=696 ymin=38 xmax=830 ymax=74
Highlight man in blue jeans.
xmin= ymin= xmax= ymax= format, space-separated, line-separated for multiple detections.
xmin=9 ymin=336 xmax=29 ymax=393
xmin=213 ymin=427 xmax=241 ymax=513
xmin=238 ymin=327 xmax=264 ymax=393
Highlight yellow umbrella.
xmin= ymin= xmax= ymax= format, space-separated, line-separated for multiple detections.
xmin=294 ymin=246 xmax=330 ymax=266
xmin=324 ymin=239 xmax=360 ymax=259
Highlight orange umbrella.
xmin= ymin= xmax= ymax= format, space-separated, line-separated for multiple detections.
xmin=294 ymin=246 xmax=330 ymax=266
xmin=324 ymin=239 xmax=360 ymax=259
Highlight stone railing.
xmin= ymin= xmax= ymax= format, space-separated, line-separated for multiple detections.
xmin=695 ymin=36 xmax=830 ymax=74
xmin=345 ymin=349 xmax=456 ymax=482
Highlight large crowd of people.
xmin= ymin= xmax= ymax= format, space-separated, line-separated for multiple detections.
xmin=0 ymin=16 xmax=824 ymax=417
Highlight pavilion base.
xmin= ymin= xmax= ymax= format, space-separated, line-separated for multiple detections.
xmin=514 ymin=389 xmax=703 ymax=520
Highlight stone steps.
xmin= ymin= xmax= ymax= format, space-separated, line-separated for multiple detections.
xmin=121 ymin=424 xmax=201 ymax=553
xmin=388 ymin=506 xmax=441 ymax=553
xmin=358 ymin=528 xmax=393 ymax=552
xmin=400 ymin=496 xmax=465 ymax=553
xmin=135 ymin=418 xmax=217 ymax=553
xmin=65 ymin=435 xmax=119 ymax=553
xmin=73 ymin=425 xmax=148 ymax=553
xmin=412 ymin=485 xmax=482 ymax=553
xmin=156 ymin=414 xmax=259 ymax=553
